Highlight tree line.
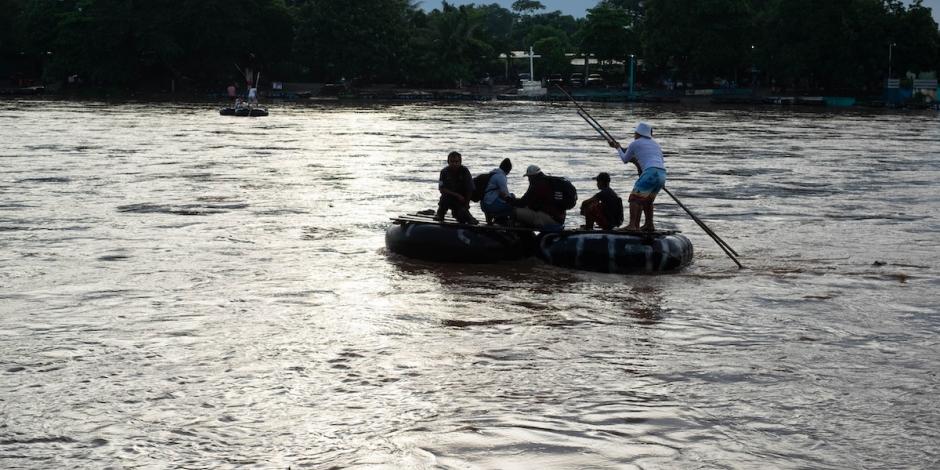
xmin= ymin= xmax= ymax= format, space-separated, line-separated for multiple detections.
xmin=2 ymin=0 xmax=938 ymax=93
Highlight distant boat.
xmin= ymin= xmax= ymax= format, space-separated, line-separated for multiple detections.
xmin=219 ymin=106 xmax=268 ymax=117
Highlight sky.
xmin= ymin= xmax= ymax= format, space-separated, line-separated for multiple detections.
xmin=419 ymin=0 xmax=940 ymax=22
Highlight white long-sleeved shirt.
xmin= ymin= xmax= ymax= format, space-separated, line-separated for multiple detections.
xmin=619 ymin=137 xmax=665 ymax=172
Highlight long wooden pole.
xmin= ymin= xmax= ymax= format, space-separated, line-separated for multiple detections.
xmin=555 ymin=84 xmax=743 ymax=268
xmin=661 ymin=187 xmax=742 ymax=267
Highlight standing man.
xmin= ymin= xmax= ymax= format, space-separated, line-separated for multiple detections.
xmin=435 ymin=151 xmax=478 ymax=225
xmin=611 ymin=122 xmax=666 ymax=231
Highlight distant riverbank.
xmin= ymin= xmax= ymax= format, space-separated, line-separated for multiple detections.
xmin=5 ymin=84 xmax=938 ymax=111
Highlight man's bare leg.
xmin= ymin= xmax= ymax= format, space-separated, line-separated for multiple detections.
xmin=640 ymin=203 xmax=655 ymax=232
xmin=625 ymin=202 xmax=642 ymax=230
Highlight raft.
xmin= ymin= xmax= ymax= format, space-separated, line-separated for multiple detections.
xmin=537 ymin=230 xmax=693 ymax=274
xmin=386 ymin=213 xmax=534 ymax=263
xmin=219 ymin=107 xmax=268 ymax=117
xmin=386 ymin=212 xmax=694 ymax=273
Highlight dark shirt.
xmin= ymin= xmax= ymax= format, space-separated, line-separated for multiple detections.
xmin=514 ymin=175 xmax=565 ymax=223
xmin=594 ymin=187 xmax=622 ymax=223
xmin=439 ymin=165 xmax=473 ymax=197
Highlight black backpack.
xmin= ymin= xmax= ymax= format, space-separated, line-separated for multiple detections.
xmin=470 ymin=172 xmax=493 ymax=202
xmin=607 ymin=196 xmax=624 ymax=227
xmin=546 ymin=175 xmax=578 ymax=210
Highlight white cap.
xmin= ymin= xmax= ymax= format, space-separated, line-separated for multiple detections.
xmin=524 ymin=164 xmax=542 ymax=176
xmin=634 ymin=122 xmax=652 ymax=138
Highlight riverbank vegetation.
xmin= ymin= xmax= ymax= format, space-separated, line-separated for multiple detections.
xmin=3 ymin=0 xmax=938 ymax=93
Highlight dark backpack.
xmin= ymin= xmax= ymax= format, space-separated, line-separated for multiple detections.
xmin=470 ymin=172 xmax=493 ymax=202
xmin=607 ymin=196 xmax=624 ymax=227
xmin=546 ymin=175 xmax=578 ymax=210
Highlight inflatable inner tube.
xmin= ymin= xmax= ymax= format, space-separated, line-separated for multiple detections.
xmin=537 ymin=230 xmax=693 ymax=274
xmin=386 ymin=220 xmax=534 ymax=263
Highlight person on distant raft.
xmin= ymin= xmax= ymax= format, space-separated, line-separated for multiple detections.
xmin=480 ymin=158 xmax=515 ymax=225
xmin=435 ymin=151 xmax=478 ymax=225
xmin=248 ymin=85 xmax=258 ymax=105
xmin=610 ymin=122 xmax=666 ymax=231
xmin=579 ymin=172 xmax=623 ymax=230
xmin=511 ymin=165 xmax=566 ymax=230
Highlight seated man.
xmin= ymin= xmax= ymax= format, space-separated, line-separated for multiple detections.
xmin=480 ymin=158 xmax=515 ymax=225
xmin=580 ymin=172 xmax=623 ymax=230
xmin=435 ymin=151 xmax=478 ymax=224
xmin=512 ymin=165 xmax=566 ymax=230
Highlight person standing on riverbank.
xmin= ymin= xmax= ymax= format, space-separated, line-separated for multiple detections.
xmin=612 ymin=122 xmax=666 ymax=231
xmin=435 ymin=151 xmax=478 ymax=225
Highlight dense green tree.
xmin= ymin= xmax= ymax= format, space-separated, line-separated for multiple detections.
xmin=579 ymin=3 xmax=638 ymax=63
xmin=533 ymin=36 xmax=569 ymax=75
xmin=292 ymin=0 xmax=414 ymax=82
xmin=511 ymin=0 xmax=544 ymax=15
xmin=884 ymin=0 xmax=940 ymax=77
xmin=3 ymin=0 xmax=938 ymax=92
xmin=10 ymin=0 xmax=292 ymax=89
xmin=0 ymin=0 xmax=27 ymax=79
xmin=477 ymin=3 xmax=515 ymax=54
xmin=757 ymin=0 xmax=888 ymax=90
xmin=405 ymin=3 xmax=495 ymax=86
xmin=643 ymin=0 xmax=752 ymax=85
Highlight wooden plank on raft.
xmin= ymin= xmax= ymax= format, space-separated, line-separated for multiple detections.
xmin=566 ymin=228 xmax=680 ymax=236
xmin=391 ymin=214 xmax=536 ymax=232
xmin=390 ymin=213 xmax=679 ymax=236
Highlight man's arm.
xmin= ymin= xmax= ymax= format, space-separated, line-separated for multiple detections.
xmin=617 ymin=146 xmax=633 ymax=164
xmin=495 ymin=173 xmax=511 ymax=199
xmin=461 ymin=168 xmax=474 ymax=204
xmin=512 ymin=185 xmax=533 ymax=207
xmin=439 ymin=170 xmax=466 ymax=203
xmin=439 ymin=186 xmax=466 ymax=202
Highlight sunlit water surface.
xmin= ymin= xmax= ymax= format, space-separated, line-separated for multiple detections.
xmin=1 ymin=99 xmax=938 ymax=469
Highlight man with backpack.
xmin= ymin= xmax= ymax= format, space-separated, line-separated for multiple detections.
xmin=579 ymin=172 xmax=624 ymax=230
xmin=477 ymin=158 xmax=515 ymax=225
xmin=512 ymin=165 xmax=576 ymax=230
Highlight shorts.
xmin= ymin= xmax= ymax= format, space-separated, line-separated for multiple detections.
xmin=628 ymin=167 xmax=666 ymax=206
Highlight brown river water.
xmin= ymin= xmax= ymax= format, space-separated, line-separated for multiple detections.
xmin=1 ymin=99 xmax=938 ymax=469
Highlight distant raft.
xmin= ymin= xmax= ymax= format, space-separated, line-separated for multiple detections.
xmin=219 ymin=107 xmax=268 ymax=117
xmin=537 ymin=230 xmax=693 ymax=274
xmin=386 ymin=213 xmax=534 ymax=263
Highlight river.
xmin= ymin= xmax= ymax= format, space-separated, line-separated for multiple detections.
xmin=1 ymin=99 xmax=938 ymax=469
